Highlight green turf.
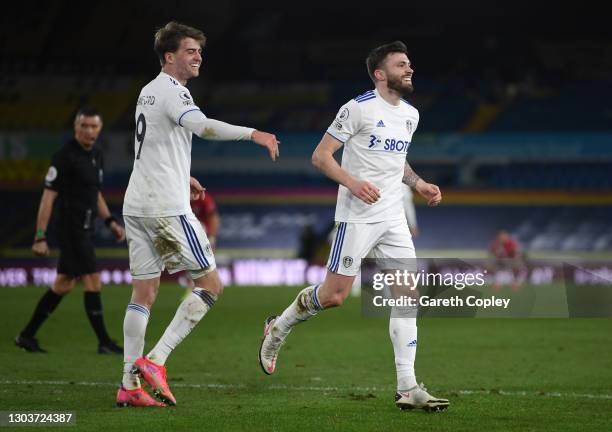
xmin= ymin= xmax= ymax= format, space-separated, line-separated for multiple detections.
xmin=1 ymin=284 xmax=611 ymax=431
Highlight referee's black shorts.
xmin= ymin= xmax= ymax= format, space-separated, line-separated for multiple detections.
xmin=57 ymin=227 xmax=97 ymax=277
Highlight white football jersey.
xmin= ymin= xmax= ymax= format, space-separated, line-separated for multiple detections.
xmin=123 ymin=72 xmax=202 ymax=217
xmin=326 ymin=89 xmax=419 ymax=222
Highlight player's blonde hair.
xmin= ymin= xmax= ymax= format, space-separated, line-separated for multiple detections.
xmin=154 ymin=21 xmax=207 ymax=66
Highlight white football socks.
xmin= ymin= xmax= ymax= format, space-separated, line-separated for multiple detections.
xmin=273 ymin=285 xmax=323 ymax=339
xmin=389 ymin=307 xmax=418 ymax=391
xmin=122 ymin=303 xmax=150 ymax=390
xmin=147 ymin=288 xmax=216 ymax=366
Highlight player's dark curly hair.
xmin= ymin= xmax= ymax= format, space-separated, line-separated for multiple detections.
xmin=154 ymin=21 xmax=207 ymax=66
xmin=366 ymin=41 xmax=409 ymax=82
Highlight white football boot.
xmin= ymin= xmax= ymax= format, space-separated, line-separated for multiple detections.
xmin=395 ymin=383 xmax=450 ymax=412
xmin=259 ymin=316 xmax=284 ymax=375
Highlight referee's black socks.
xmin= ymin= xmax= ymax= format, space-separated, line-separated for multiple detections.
xmin=84 ymin=292 xmax=111 ymax=344
xmin=21 ymin=289 xmax=64 ymax=338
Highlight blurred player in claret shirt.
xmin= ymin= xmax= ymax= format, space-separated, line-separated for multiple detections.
xmin=489 ymin=230 xmax=527 ymax=290
xmin=490 ymin=229 xmax=519 ymax=259
xmin=191 ymin=190 xmax=219 ymax=250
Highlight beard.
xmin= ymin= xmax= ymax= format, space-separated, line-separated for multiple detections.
xmin=387 ymin=74 xmax=414 ymax=96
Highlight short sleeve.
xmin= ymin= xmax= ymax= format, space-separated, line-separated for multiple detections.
xmin=163 ymin=86 xmax=202 ymax=126
xmin=44 ymin=151 xmax=66 ymax=191
xmin=407 ymin=110 xmax=420 ymax=140
xmin=325 ymin=99 xmax=362 ymax=143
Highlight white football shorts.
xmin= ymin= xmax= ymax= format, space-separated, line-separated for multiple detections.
xmin=326 ymin=218 xmax=416 ymax=276
xmin=124 ymin=214 xmax=216 ymax=280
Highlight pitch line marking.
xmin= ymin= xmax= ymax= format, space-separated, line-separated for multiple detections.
xmin=1 ymin=380 xmax=611 ymax=400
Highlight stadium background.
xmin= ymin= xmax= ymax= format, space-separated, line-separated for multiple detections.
xmin=1 ymin=2 xmax=611 ymax=284
xmin=1 ymin=2 xmax=611 ymax=430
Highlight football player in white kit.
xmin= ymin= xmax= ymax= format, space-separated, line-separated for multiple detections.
xmin=259 ymin=41 xmax=449 ymax=411
xmin=116 ymin=22 xmax=279 ymax=407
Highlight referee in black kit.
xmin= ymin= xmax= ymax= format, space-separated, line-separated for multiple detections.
xmin=15 ymin=107 xmax=126 ymax=354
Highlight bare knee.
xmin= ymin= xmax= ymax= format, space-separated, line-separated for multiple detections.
xmin=81 ymin=273 xmax=102 ymax=293
xmin=318 ymin=278 xmax=351 ymax=309
xmin=132 ymin=290 xmax=157 ymax=309
xmin=192 ymin=270 xmax=223 ymax=297
xmin=212 ymin=282 xmax=224 ymax=297
xmin=318 ymin=271 xmax=354 ymax=308
xmin=205 ymin=276 xmax=223 ymax=297
xmin=321 ymin=291 xmax=347 ymax=308
xmin=131 ymin=279 xmax=160 ymax=309
xmin=51 ymin=274 xmax=76 ymax=295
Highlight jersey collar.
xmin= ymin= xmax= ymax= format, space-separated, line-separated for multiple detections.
xmin=159 ymin=71 xmax=182 ymax=87
xmin=374 ymin=89 xmax=402 ymax=109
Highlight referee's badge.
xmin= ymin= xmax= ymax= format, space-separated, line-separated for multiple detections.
xmin=343 ymin=256 xmax=353 ymax=268
xmin=45 ymin=166 xmax=57 ymax=182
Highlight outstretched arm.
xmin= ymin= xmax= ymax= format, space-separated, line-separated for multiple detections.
xmin=181 ymin=112 xmax=280 ymax=161
xmin=403 ymin=161 xmax=442 ymax=206
xmin=312 ymin=133 xmax=380 ymax=205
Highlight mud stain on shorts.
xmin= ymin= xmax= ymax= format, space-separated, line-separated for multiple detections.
xmin=153 ymin=219 xmax=182 ymax=270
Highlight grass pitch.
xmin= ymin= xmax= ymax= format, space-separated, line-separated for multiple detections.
xmin=1 ymin=284 xmax=611 ymax=431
